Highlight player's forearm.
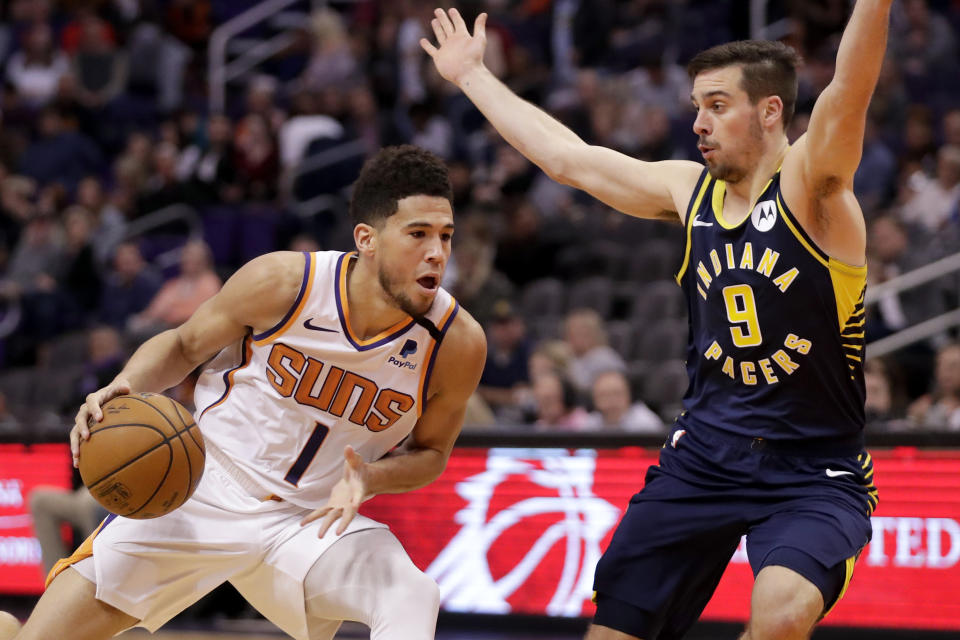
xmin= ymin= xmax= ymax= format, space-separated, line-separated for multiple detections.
xmin=363 ymin=446 xmax=448 ymax=497
xmin=831 ymin=0 xmax=892 ymax=106
xmin=114 ymin=329 xmax=198 ymax=394
xmin=457 ymin=65 xmax=585 ymax=180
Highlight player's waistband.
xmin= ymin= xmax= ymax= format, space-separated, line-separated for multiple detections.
xmin=206 ymin=441 xmax=284 ymax=502
xmin=682 ymin=421 xmax=865 ymax=458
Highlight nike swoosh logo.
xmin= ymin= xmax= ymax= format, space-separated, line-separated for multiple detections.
xmin=825 ymin=469 xmax=855 ymax=478
xmin=691 ymin=215 xmax=713 ymax=227
xmin=303 ymin=318 xmax=338 ymax=333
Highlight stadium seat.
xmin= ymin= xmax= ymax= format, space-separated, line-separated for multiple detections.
xmin=567 ymin=277 xmax=614 ymax=317
xmin=520 ymin=278 xmax=566 ymax=319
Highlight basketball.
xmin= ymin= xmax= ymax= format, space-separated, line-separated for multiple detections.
xmin=78 ymin=392 xmax=205 ymax=519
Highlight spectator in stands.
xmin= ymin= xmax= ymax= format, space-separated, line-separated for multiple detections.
xmin=29 ymin=482 xmax=103 ymax=574
xmin=98 ymin=241 xmax=161 ymax=329
xmin=528 ymin=339 xmax=574 ymax=383
xmin=900 ymin=144 xmax=960 ymax=232
xmin=0 ymin=391 xmax=21 ymax=437
xmin=477 ymin=299 xmax=531 ymax=422
xmin=891 ymin=0 xmax=958 ymax=79
xmin=4 ymin=22 xmax=70 ymax=109
xmin=864 ymin=358 xmax=910 ymax=432
xmin=75 ymin=176 xmax=126 ymax=266
xmin=1 ymin=210 xmax=63 ymax=302
xmin=67 ymin=10 xmax=127 ymax=112
xmin=532 ymin=370 xmax=589 ymax=432
xmin=178 ymin=113 xmax=240 ymax=205
xmin=127 ymin=240 xmax=221 ymax=336
xmin=908 ymin=342 xmax=960 ymax=431
xmin=854 ymin=116 xmax=897 ymax=213
xmin=943 ymin=109 xmax=960 ymax=147
xmin=584 ymin=370 xmax=663 ymax=433
xmin=299 ymin=8 xmax=360 ymax=92
xmin=563 ymin=308 xmax=627 ymax=397
xmin=59 ymin=205 xmax=101 ymax=320
xmin=233 ymin=113 xmax=279 ymax=202
xmin=75 ymin=325 xmax=125 ymax=406
xmin=18 ymin=105 xmax=102 ymax=192
xmin=135 ymin=141 xmax=185 ymax=216
xmin=447 ymin=235 xmax=513 ymax=328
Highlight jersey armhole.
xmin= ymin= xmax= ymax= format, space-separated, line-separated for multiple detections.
xmin=252 ymin=251 xmax=315 ymax=346
xmin=675 ymin=169 xmax=712 ymax=284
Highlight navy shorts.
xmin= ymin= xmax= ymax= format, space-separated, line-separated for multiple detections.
xmin=592 ymin=423 xmax=876 ymax=640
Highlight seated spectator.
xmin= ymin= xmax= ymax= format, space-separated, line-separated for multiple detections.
xmin=18 ymin=105 xmax=103 ymax=192
xmin=233 ymin=113 xmax=279 ymax=202
xmin=908 ymin=342 xmax=960 ymax=430
xmin=900 ymin=144 xmax=960 ymax=232
xmin=74 ymin=176 xmax=126 ymax=267
xmin=128 ymin=240 xmax=221 ymax=336
xmin=0 ymin=391 xmax=21 ymax=438
xmin=5 ymin=22 xmax=70 ymax=109
xmin=528 ymin=339 xmax=574 ymax=383
xmin=75 ymin=325 xmax=126 ymax=408
xmin=563 ymin=308 xmax=627 ymax=397
xmin=29 ymin=482 xmax=104 ymax=574
xmin=583 ymin=370 xmax=663 ymax=433
xmin=298 ymin=8 xmax=360 ymax=93
xmin=98 ymin=241 xmax=162 ymax=328
xmin=864 ymin=358 xmax=911 ymax=432
xmin=59 ymin=205 xmax=101 ymax=320
xmin=477 ymin=300 xmax=531 ymax=422
xmin=448 ymin=237 xmax=514 ymax=328
xmin=532 ymin=371 xmax=589 ymax=432
xmin=177 ymin=113 xmax=240 ymax=204
xmin=68 ymin=10 xmax=127 ymax=111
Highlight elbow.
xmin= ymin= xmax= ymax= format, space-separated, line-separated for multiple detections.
xmin=542 ymin=148 xmax=580 ymax=187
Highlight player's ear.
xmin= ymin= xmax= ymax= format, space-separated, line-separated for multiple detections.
xmin=354 ymin=223 xmax=376 ymax=256
xmin=761 ymin=95 xmax=784 ymax=129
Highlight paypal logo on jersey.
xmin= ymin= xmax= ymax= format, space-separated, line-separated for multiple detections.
xmin=399 ymin=339 xmax=418 ymax=358
xmin=388 ymin=340 xmax=419 ymax=371
xmin=751 ymin=200 xmax=777 ymax=232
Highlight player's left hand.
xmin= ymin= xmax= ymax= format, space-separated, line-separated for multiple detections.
xmin=301 ymin=446 xmax=368 ymax=537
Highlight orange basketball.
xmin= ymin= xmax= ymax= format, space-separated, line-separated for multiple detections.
xmin=78 ymin=392 xmax=205 ymax=519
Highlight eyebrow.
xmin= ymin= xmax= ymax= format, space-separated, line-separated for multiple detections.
xmin=403 ymin=221 xmax=455 ymax=230
xmin=691 ymin=90 xmax=733 ymax=102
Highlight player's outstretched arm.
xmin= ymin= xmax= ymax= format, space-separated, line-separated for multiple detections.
xmin=72 ymin=252 xmax=305 ymax=465
xmin=800 ymin=0 xmax=892 ymax=186
xmin=421 ymin=8 xmax=701 ymax=221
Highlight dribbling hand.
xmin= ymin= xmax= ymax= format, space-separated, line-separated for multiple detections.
xmin=419 ymin=8 xmax=487 ymax=86
xmin=71 ymin=378 xmax=132 ymax=468
xmin=301 ymin=446 xmax=369 ymax=538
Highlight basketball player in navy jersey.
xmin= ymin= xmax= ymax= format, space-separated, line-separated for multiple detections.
xmin=424 ymin=3 xmax=889 ymax=639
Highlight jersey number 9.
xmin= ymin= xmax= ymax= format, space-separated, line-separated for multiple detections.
xmin=722 ymin=284 xmax=762 ymax=348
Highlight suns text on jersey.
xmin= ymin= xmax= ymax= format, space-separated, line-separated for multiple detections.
xmin=695 ymin=241 xmax=813 ymax=386
xmin=265 ymin=343 xmax=415 ymax=430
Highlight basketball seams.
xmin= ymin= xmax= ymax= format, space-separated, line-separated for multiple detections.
xmin=81 ymin=422 xmax=171 ymax=487
xmin=124 ymin=446 xmax=177 ymax=518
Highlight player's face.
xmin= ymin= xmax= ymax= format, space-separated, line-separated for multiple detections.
xmin=376 ymin=195 xmax=454 ymax=318
xmin=691 ymin=65 xmax=765 ymax=183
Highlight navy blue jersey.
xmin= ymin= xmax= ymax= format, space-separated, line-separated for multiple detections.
xmin=675 ymin=168 xmax=866 ymax=442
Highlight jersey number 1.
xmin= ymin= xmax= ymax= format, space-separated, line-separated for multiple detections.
xmin=284 ymin=421 xmax=330 ymax=486
xmin=722 ymin=284 xmax=762 ymax=347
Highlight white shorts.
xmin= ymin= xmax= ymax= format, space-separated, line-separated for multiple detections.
xmin=69 ymin=453 xmax=386 ymax=640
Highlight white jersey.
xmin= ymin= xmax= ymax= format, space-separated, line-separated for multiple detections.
xmin=194 ymin=250 xmax=459 ymax=509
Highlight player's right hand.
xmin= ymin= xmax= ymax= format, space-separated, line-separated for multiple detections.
xmin=420 ymin=8 xmax=487 ymax=86
xmin=71 ymin=378 xmax=132 ymax=468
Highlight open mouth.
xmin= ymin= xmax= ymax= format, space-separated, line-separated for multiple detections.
xmin=417 ymin=275 xmax=439 ymax=291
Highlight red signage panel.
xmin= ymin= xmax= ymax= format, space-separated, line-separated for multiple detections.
xmin=362 ymin=446 xmax=960 ymax=630
xmin=0 ymin=444 xmax=74 ymax=594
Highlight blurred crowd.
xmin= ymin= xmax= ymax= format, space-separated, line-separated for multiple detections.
xmin=0 ymin=0 xmax=960 ymax=438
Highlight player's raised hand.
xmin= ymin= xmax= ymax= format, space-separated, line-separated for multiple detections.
xmin=71 ymin=378 xmax=132 ymax=468
xmin=301 ymin=445 xmax=369 ymax=538
xmin=420 ymin=8 xmax=487 ymax=86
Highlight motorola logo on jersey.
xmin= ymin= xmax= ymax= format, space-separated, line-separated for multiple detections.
xmin=751 ymin=200 xmax=777 ymax=232
xmin=264 ymin=342 xmax=415 ymax=432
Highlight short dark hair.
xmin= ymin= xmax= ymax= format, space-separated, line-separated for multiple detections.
xmin=349 ymin=145 xmax=453 ymax=227
xmin=687 ymin=40 xmax=802 ymax=128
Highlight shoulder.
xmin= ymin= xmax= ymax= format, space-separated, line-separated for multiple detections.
xmin=217 ymin=251 xmax=310 ymax=328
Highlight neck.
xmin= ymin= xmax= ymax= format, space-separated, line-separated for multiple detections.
xmin=725 ymin=135 xmax=789 ymax=207
xmin=346 ymin=256 xmax=411 ymax=339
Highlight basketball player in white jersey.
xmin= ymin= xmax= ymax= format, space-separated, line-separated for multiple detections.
xmin=13 ymin=145 xmax=487 ymax=640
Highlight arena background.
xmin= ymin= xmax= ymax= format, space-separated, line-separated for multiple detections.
xmin=1 ymin=0 xmax=959 ymax=638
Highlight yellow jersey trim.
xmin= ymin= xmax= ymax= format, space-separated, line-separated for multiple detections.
xmin=822 ymin=554 xmax=858 ymax=618
xmin=712 ymin=175 xmax=776 ymax=230
xmin=675 ymin=173 xmax=713 ymax=284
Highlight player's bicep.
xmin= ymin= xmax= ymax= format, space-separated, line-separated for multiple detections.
xmin=560 ymin=147 xmax=701 ymax=221
xmin=175 ymin=252 xmax=306 ymax=366
xmin=801 ymin=83 xmax=866 ymax=187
